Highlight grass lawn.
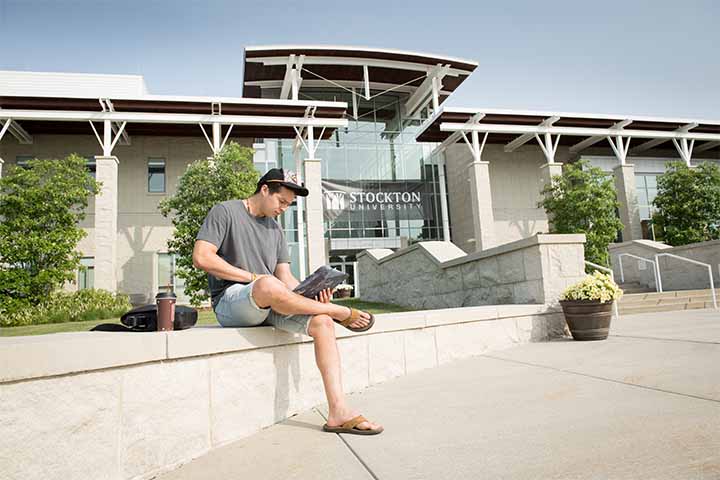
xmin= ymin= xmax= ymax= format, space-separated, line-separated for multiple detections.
xmin=0 ymin=298 xmax=412 ymax=337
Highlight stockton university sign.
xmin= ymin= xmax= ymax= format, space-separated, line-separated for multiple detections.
xmin=322 ymin=180 xmax=428 ymax=221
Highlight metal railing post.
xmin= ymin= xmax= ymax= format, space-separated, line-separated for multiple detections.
xmin=616 ymin=253 xmax=660 ymax=293
xmin=584 ymin=261 xmax=620 ymax=320
xmin=655 ymin=253 xmax=717 ymax=310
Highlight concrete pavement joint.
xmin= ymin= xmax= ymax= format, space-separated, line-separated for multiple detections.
xmin=480 ymin=354 xmax=720 ymax=404
xmin=610 ymin=334 xmax=720 ymax=345
xmin=313 ymin=408 xmax=381 ymax=480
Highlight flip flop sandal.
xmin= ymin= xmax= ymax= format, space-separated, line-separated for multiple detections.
xmin=336 ymin=308 xmax=375 ymax=332
xmin=323 ymin=415 xmax=384 ymax=435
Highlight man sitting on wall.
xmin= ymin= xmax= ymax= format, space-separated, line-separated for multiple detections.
xmin=192 ymin=168 xmax=383 ymax=435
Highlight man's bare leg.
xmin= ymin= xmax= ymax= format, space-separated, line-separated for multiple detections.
xmin=252 ymin=276 xmax=371 ymax=330
xmin=307 ymin=314 xmax=382 ymax=431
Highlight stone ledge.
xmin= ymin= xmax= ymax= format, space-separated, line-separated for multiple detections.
xmin=358 ymin=234 xmax=586 ymax=273
xmin=0 ymin=332 xmax=166 ymax=383
xmin=444 ymin=233 xmax=586 ymax=269
xmin=0 ymin=304 xmax=557 ymax=384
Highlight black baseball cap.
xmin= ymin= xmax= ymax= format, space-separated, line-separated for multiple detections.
xmin=258 ymin=168 xmax=309 ymax=197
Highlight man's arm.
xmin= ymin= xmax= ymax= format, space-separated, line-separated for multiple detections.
xmin=192 ymin=239 xmax=254 ymax=283
xmin=274 ymin=262 xmax=300 ymax=290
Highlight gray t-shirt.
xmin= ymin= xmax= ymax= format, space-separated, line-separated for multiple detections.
xmin=196 ymin=199 xmax=290 ymax=306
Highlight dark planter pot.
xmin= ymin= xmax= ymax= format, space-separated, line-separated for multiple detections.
xmin=559 ymin=299 xmax=614 ymax=341
xmin=334 ymin=289 xmax=352 ymax=299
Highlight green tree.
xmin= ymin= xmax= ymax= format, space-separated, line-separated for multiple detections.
xmin=159 ymin=143 xmax=258 ymax=305
xmin=651 ymin=161 xmax=720 ymax=246
xmin=538 ymin=159 xmax=624 ymax=267
xmin=0 ymin=154 xmax=100 ymax=312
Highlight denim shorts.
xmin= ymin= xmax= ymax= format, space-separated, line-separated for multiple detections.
xmin=213 ymin=282 xmax=312 ymax=336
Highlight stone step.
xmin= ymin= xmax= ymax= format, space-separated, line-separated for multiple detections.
xmin=620 ymin=295 xmax=715 ymax=306
xmin=618 ymin=302 xmax=716 ymax=315
xmin=620 ymin=288 xmax=717 ymax=301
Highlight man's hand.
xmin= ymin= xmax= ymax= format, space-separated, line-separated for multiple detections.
xmin=315 ymin=288 xmax=333 ymax=303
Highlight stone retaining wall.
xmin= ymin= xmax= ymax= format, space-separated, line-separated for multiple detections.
xmin=609 ymin=239 xmax=720 ymax=291
xmin=358 ymin=234 xmax=587 ymax=309
xmin=0 ymin=305 xmax=565 ymax=480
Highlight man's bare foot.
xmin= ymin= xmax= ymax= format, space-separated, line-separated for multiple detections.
xmin=338 ymin=306 xmax=372 ymax=330
xmin=326 ymin=407 xmax=383 ymax=432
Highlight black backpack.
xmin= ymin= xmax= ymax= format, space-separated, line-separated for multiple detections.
xmin=91 ymin=304 xmax=198 ymax=332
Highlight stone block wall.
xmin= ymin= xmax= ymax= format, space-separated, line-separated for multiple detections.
xmin=610 ymin=239 xmax=720 ymax=291
xmin=0 ymin=305 xmax=565 ymax=480
xmin=358 ymin=234 xmax=587 ymax=309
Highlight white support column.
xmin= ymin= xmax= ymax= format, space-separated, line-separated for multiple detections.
xmin=431 ymin=76 xmax=441 ymax=112
xmin=212 ymin=122 xmax=221 ymax=154
xmin=607 ymin=135 xmax=632 ymax=165
xmin=467 ymin=159 xmax=496 ymax=251
xmin=613 ymin=163 xmax=643 ymax=242
xmin=293 ymin=145 xmax=308 ymax=279
xmin=436 ymin=150 xmax=451 ymax=242
xmin=0 ymin=118 xmax=7 ymax=178
xmin=94 ymin=155 xmax=119 ymax=293
xmin=304 ymin=157 xmax=325 ymax=272
xmin=536 ymin=132 xmax=564 ymax=231
xmin=459 ymin=129 xmax=496 ymax=251
xmin=535 ymin=131 xmax=561 ymax=164
xmin=539 ymin=162 xmax=563 ymax=230
xmin=672 ymin=137 xmax=695 ymax=166
xmin=299 ymin=124 xmax=326 ymax=272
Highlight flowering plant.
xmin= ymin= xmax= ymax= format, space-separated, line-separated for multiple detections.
xmin=560 ymin=271 xmax=623 ymax=303
xmin=335 ymin=284 xmax=354 ymax=291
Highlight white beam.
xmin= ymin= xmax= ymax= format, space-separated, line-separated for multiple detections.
xmin=251 ymin=55 xmax=471 ymax=77
xmin=100 ymin=98 xmax=130 ymax=145
xmin=439 ymin=122 xmax=720 ymax=142
xmin=0 ymin=119 xmax=11 ymax=142
xmin=0 ymin=109 xmax=348 ymax=129
xmin=569 ymin=119 xmax=631 ymax=153
xmin=631 ymin=122 xmax=698 ymax=153
xmin=606 ymin=135 xmax=632 ymax=165
xmin=7 ymin=119 xmax=33 ymax=144
xmin=279 ymin=54 xmax=297 ymax=100
xmin=363 ymin=65 xmax=370 ymax=100
xmin=434 ymin=113 xmax=485 ymax=155
xmin=672 ymin=137 xmax=695 ymax=166
xmin=404 ymin=64 xmax=450 ymax=118
xmin=505 ymin=116 xmax=560 ymax=152
xmin=695 ymin=140 xmax=720 ymax=153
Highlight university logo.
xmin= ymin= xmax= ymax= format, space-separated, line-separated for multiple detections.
xmin=324 ymin=190 xmax=347 ymax=211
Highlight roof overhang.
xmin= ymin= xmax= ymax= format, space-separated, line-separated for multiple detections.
xmin=243 ymin=45 xmax=477 ymax=114
xmin=416 ymin=107 xmax=720 ymax=155
xmin=0 ymin=94 xmax=347 ymax=139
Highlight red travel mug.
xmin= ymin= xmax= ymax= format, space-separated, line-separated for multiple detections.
xmin=156 ymin=292 xmax=176 ymax=331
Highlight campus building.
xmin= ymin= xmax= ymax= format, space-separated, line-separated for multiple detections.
xmin=2 ymin=46 xmax=720 ymax=304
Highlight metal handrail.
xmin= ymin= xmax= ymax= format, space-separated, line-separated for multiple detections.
xmin=654 ymin=253 xmax=718 ymax=310
xmin=617 ymin=253 xmax=660 ymax=292
xmin=584 ymin=261 xmax=620 ymax=320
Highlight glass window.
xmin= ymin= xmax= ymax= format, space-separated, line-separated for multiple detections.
xmin=148 ymin=158 xmax=166 ymax=193
xmin=157 ymin=252 xmax=186 ymax=296
xmin=15 ymin=155 xmax=34 ymax=169
xmin=85 ymin=157 xmax=96 ymax=179
xmin=78 ymin=257 xmax=94 ymax=290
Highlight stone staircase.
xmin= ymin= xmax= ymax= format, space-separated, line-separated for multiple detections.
xmin=617 ymin=282 xmax=718 ymax=315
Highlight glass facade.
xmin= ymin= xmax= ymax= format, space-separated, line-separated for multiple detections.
xmin=636 ymin=173 xmax=659 ymax=240
xmin=258 ymin=88 xmax=446 ymax=280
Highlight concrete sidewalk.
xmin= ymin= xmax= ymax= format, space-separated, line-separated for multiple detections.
xmin=159 ymin=309 xmax=720 ymax=480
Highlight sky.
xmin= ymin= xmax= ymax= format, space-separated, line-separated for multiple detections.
xmin=1 ymin=0 xmax=719 ymax=118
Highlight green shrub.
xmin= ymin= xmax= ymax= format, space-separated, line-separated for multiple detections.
xmin=0 ymin=289 xmax=131 ymax=327
xmin=159 ymin=142 xmax=258 ymax=305
xmin=652 ymin=161 xmax=720 ymax=246
xmin=0 ymin=154 xmax=100 ymax=310
xmin=538 ymin=159 xmax=624 ymax=267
